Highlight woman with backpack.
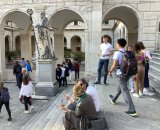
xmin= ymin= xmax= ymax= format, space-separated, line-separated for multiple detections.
xmin=19 ymin=75 xmax=34 ymax=114
xmin=0 ymin=81 xmax=12 ymax=121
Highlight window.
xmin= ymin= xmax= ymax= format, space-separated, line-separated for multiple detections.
xmin=77 ymin=37 xmax=81 ymax=42
xmin=74 ymin=21 xmax=78 ymax=25
xmin=105 ymin=21 xmax=108 ymax=25
xmin=76 ymin=47 xmax=81 ymax=51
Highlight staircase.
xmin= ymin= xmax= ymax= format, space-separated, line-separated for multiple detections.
xmin=21 ymin=86 xmax=72 ymax=130
xmin=149 ymin=50 xmax=160 ymax=93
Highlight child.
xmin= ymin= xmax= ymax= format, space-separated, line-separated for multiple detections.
xmin=0 ymin=81 xmax=12 ymax=121
xmin=127 ymin=45 xmax=135 ymax=93
xmin=108 ymin=38 xmax=137 ymax=117
xmin=56 ymin=64 xmax=62 ymax=88
xmin=19 ymin=75 xmax=33 ymax=114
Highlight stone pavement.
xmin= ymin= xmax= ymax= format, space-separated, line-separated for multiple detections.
xmin=91 ymin=75 xmax=160 ymax=130
xmin=0 ymin=83 xmax=49 ymax=130
xmin=1 ymin=70 xmax=160 ymax=130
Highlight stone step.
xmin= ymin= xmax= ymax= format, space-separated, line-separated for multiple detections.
xmin=21 ymin=87 xmax=72 ymax=130
xmin=151 ymin=56 xmax=160 ymax=62
xmin=150 ymin=61 xmax=160 ymax=69
xmin=149 ymin=75 xmax=160 ymax=94
xmin=44 ymin=89 xmax=72 ymax=130
xmin=149 ymin=67 xmax=160 ymax=78
xmin=154 ymin=50 xmax=160 ymax=54
xmin=151 ymin=52 xmax=160 ymax=58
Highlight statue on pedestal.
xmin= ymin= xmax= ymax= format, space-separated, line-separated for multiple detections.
xmin=36 ymin=11 xmax=55 ymax=59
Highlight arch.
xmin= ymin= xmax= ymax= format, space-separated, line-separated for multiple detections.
xmin=48 ymin=8 xmax=88 ymax=34
xmin=64 ymin=36 xmax=67 ymax=47
xmin=103 ymin=5 xmax=140 ymax=45
xmin=103 ymin=4 xmax=141 ymax=28
xmin=5 ymin=35 xmax=11 ymax=52
xmin=0 ymin=9 xmax=35 ymax=27
xmin=71 ymin=35 xmax=81 ymax=52
xmin=15 ymin=35 xmax=21 ymax=52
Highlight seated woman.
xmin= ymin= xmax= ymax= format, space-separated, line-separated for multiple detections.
xmin=60 ymin=84 xmax=97 ymax=130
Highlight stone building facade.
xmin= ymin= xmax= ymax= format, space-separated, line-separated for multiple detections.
xmin=0 ymin=0 xmax=160 ymax=80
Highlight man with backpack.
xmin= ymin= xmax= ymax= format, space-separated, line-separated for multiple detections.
xmin=108 ymin=38 xmax=137 ymax=117
xmin=13 ymin=61 xmax=22 ymax=87
xmin=0 ymin=81 xmax=12 ymax=121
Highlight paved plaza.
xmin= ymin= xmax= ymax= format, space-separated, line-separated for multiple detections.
xmin=0 ymin=69 xmax=160 ymax=130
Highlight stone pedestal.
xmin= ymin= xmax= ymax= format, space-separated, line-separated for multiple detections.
xmin=35 ymin=59 xmax=58 ymax=97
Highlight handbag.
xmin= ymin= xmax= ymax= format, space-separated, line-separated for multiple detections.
xmin=80 ymin=115 xmax=109 ymax=130
xmin=87 ymin=117 xmax=109 ymax=130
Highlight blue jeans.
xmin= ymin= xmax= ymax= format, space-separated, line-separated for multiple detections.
xmin=97 ymin=59 xmax=109 ymax=83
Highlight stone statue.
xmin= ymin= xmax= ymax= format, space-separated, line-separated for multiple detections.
xmin=36 ymin=11 xmax=55 ymax=59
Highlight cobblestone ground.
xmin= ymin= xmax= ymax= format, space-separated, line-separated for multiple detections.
xmin=0 ymin=83 xmax=49 ymax=130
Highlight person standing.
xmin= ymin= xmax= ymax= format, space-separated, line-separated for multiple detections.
xmin=61 ymin=64 xmax=67 ymax=87
xmin=13 ymin=61 xmax=22 ymax=87
xmin=133 ymin=43 xmax=145 ymax=98
xmin=56 ymin=64 xmax=62 ymax=88
xmin=74 ymin=60 xmax=80 ymax=80
xmin=139 ymin=42 xmax=155 ymax=96
xmin=26 ymin=60 xmax=32 ymax=73
xmin=108 ymin=38 xmax=137 ymax=117
xmin=68 ymin=59 xmax=74 ymax=81
xmin=0 ymin=81 xmax=12 ymax=121
xmin=19 ymin=75 xmax=33 ymax=114
xmin=94 ymin=35 xmax=113 ymax=85
xmin=20 ymin=58 xmax=27 ymax=68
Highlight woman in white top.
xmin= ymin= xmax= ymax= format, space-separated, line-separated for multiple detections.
xmin=19 ymin=75 xmax=33 ymax=113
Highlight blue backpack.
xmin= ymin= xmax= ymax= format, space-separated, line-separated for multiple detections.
xmin=0 ymin=88 xmax=10 ymax=102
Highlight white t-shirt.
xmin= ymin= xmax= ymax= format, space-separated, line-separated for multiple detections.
xmin=142 ymin=49 xmax=152 ymax=60
xmin=19 ymin=81 xmax=33 ymax=97
xmin=100 ymin=43 xmax=113 ymax=59
xmin=86 ymin=85 xmax=100 ymax=112
xmin=113 ymin=48 xmax=125 ymax=75
xmin=61 ymin=67 xmax=66 ymax=77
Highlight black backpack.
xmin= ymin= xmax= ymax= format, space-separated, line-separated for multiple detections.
xmin=0 ymin=88 xmax=10 ymax=102
xmin=118 ymin=51 xmax=137 ymax=76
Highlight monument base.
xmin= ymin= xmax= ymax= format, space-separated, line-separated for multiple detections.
xmin=35 ymin=59 xmax=58 ymax=97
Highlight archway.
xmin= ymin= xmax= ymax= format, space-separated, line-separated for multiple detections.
xmin=71 ymin=35 xmax=81 ymax=52
xmin=49 ymin=9 xmax=87 ymax=64
xmin=0 ymin=10 xmax=32 ymax=80
xmin=5 ymin=35 xmax=10 ymax=52
xmin=103 ymin=6 xmax=139 ymax=47
xmin=15 ymin=35 xmax=21 ymax=54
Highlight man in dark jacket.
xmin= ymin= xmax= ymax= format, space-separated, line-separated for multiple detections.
xmin=56 ymin=64 xmax=62 ymax=88
xmin=13 ymin=61 xmax=22 ymax=88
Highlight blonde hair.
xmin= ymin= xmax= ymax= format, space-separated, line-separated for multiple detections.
xmin=73 ymin=84 xmax=85 ymax=98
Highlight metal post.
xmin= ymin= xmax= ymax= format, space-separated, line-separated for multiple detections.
xmin=27 ymin=9 xmax=40 ymax=58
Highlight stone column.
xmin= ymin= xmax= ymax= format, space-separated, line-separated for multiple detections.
xmin=85 ymin=5 xmax=102 ymax=74
xmin=20 ymin=31 xmax=32 ymax=60
xmin=66 ymin=35 xmax=71 ymax=49
xmin=54 ymin=33 xmax=64 ymax=64
xmin=0 ymin=29 xmax=7 ymax=80
xmin=81 ymin=35 xmax=85 ymax=52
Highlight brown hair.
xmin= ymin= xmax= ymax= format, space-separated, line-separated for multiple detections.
xmin=73 ymin=84 xmax=85 ymax=98
xmin=22 ymin=75 xmax=29 ymax=85
xmin=0 ymin=81 xmax=4 ymax=90
xmin=138 ymin=41 xmax=145 ymax=50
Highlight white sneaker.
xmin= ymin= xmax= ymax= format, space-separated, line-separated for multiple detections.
xmin=30 ymin=106 xmax=34 ymax=111
xmin=139 ymin=91 xmax=143 ymax=96
xmin=24 ymin=110 xmax=30 ymax=114
xmin=130 ymin=88 xmax=134 ymax=93
xmin=143 ymin=88 xmax=155 ymax=96
xmin=133 ymin=93 xmax=140 ymax=98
